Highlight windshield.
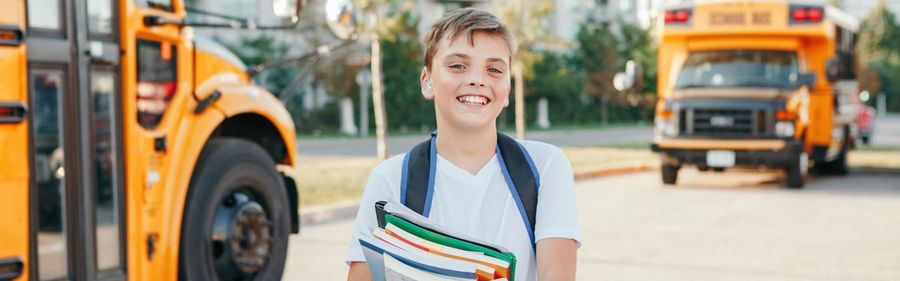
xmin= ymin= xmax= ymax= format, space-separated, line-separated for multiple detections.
xmin=674 ymin=50 xmax=800 ymax=89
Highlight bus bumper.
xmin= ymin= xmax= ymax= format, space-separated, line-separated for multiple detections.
xmin=651 ymin=138 xmax=804 ymax=168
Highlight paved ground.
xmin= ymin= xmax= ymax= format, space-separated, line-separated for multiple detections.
xmin=282 ymin=168 xmax=900 ymax=280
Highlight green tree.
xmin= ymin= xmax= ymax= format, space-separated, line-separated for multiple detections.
xmin=618 ymin=22 xmax=658 ymax=122
xmin=353 ymin=0 xmax=415 ymax=160
xmin=494 ymin=0 xmax=558 ymax=139
xmin=525 ymin=51 xmax=585 ymax=125
xmin=380 ymin=11 xmax=435 ymax=133
xmin=858 ymin=0 xmax=900 ymax=111
xmin=575 ymin=20 xmax=619 ymax=126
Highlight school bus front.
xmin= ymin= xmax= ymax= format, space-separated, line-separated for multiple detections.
xmin=0 ymin=0 xmax=353 ymax=279
xmin=651 ymin=0 xmax=859 ymax=188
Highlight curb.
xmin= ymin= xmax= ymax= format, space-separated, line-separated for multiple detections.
xmin=298 ymin=165 xmax=656 ymax=225
xmin=573 ymin=165 xmax=656 ymax=180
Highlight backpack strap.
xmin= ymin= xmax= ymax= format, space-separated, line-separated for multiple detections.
xmin=400 ymin=132 xmax=437 ymax=217
xmin=496 ymin=133 xmax=539 ymax=251
xmin=401 ymin=132 xmax=540 ymax=251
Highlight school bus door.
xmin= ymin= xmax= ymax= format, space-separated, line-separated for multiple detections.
xmin=24 ymin=0 xmax=127 ymax=279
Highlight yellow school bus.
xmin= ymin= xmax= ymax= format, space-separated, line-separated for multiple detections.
xmin=0 ymin=0 xmax=352 ymax=279
xmin=651 ymin=0 xmax=860 ymax=188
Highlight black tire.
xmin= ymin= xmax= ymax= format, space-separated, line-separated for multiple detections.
xmin=662 ymin=165 xmax=679 ymax=185
xmin=179 ymin=138 xmax=290 ymax=281
xmin=786 ymin=151 xmax=808 ymax=189
xmin=831 ymin=139 xmax=849 ymax=175
xmin=823 ymin=132 xmax=849 ymax=175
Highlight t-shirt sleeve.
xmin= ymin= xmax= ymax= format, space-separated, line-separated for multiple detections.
xmin=532 ymin=144 xmax=583 ymax=248
xmin=344 ymin=158 xmax=401 ymax=265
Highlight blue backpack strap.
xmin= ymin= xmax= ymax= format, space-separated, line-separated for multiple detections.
xmin=400 ymin=132 xmax=437 ymax=217
xmin=496 ymin=133 xmax=539 ymax=251
xmin=401 ymin=132 xmax=540 ymax=251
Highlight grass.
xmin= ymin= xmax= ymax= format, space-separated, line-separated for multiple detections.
xmin=848 ymin=149 xmax=900 ymax=169
xmin=561 ymin=146 xmax=658 ymax=175
xmin=295 ymin=157 xmax=380 ymax=207
xmin=294 ymin=146 xmax=658 ymax=207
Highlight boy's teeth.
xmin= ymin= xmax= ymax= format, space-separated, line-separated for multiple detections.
xmin=458 ymin=95 xmax=487 ymax=105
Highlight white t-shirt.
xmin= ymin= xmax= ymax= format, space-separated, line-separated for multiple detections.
xmin=345 ymin=140 xmax=582 ymax=281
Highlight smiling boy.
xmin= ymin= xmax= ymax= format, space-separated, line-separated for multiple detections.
xmin=346 ymin=8 xmax=581 ymax=281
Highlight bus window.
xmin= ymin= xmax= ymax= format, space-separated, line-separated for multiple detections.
xmin=674 ymin=50 xmax=799 ymax=90
xmin=30 ymin=69 xmax=68 ymax=280
xmin=135 ymin=0 xmax=174 ymax=12
xmin=87 ymin=0 xmax=114 ymax=35
xmin=90 ymin=70 xmax=122 ymax=271
xmin=136 ymin=39 xmax=177 ymax=129
xmin=27 ymin=0 xmax=62 ymax=31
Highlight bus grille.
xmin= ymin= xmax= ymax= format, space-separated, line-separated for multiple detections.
xmin=681 ymin=108 xmax=768 ymax=136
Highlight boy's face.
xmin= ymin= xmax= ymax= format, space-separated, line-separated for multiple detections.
xmin=422 ymin=31 xmax=511 ymax=132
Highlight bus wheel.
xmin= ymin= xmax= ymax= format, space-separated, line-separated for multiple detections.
xmin=829 ymin=136 xmax=849 ymax=175
xmin=662 ymin=165 xmax=679 ymax=185
xmin=786 ymin=151 xmax=808 ymax=189
xmin=179 ymin=138 xmax=290 ymax=281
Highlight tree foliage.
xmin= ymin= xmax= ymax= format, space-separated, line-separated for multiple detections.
xmin=380 ymin=11 xmax=436 ymax=132
xmin=858 ymin=0 xmax=900 ymax=111
xmin=575 ymin=21 xmax=619 ymax=99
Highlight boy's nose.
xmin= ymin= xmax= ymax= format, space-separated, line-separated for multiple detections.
xmin=468 ymin=81 xmax=485 ymax=87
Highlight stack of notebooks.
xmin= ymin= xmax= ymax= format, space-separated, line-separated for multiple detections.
xmin=358 ymin=200 xmax=518 ymax=281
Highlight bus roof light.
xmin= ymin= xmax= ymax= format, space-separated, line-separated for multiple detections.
xmin=807 ymin=7 xmax=823 ymax=22
xmin=792 ymin=8 xmax=807 ymax=22
xmin=675 ymin=10 xmax=691 ymax=23
xmin=664 ymin=9 xmax=691 ymax=24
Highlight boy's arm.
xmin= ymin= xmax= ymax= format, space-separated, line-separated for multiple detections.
xmin=536 ymin=238 xmax=577 ymax=281
xmin=347 ymin=262 xmax=373 ymax=281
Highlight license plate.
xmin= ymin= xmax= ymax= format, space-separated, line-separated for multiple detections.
xmin=707 ymin=150 xmax=735 ymax=168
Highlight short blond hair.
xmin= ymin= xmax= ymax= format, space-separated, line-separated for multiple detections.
xmin=422 ymin=8 xmax=517 ymax=71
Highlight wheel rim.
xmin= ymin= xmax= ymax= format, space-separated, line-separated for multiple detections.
xmin=210 ymin=189 xmax=274 ymax=280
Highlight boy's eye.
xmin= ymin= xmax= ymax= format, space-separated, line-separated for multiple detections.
xmin=488 ymin=67 xmax=503 ymax=73
xmin=449 ymin=64 xmax=466 ymax=69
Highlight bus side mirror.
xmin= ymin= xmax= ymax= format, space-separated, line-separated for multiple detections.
xmin=613 ymin=60 xmax=643 ymax=91
xmin=825 ymin=58 xmax=839 ymax=83
xmin=799 ymin=73 xmax=817 ymax=90
xmin=325 ymin=0 xmax=357 ymax=40
xmin=272 ymin=0 xmax=303 ymax=22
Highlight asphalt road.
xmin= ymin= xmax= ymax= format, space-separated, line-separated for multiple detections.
xmin=282 ymin=169 xmax=900 ymax=280
xmin=296 ymin=125 xmax=654 ymax=158
xmin=296 ymin=113 xmax=900 ymax=159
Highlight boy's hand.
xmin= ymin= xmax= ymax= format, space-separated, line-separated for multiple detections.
xmin=347 ymin=262 xmax=373 ymax=281
xmin=537 ymin=238 xmax=577 ymax=281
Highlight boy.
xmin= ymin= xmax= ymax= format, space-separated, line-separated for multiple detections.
xmin=346 ymin=8 xmax=581 ymax=281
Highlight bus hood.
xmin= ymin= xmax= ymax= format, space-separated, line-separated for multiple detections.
xmin=671 ymin=88 xmax=794 ymax=101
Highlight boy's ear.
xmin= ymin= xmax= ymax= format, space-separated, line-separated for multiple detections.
xmin=421 ymin=67 xmax=434 ymax=99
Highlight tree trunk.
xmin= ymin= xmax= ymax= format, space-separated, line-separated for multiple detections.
xmin=371 ymin=30 xmax=388 ymax=160
xmin=601 ymin=92 xmax=609 ymax=126
xmin=514 ymin=63 xmax=526 ymax=140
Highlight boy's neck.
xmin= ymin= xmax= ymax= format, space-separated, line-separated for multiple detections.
xmin=435 ymin=126 xmax=498 ymax=175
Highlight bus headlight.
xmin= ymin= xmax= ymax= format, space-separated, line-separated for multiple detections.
xmin=656 ymin=117 xmax=678 ymax=137
xmin=775 ymin=121 xmax=795 ymax=137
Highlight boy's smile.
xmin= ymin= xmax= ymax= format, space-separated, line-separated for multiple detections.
xmin=422 ymin=31 xmax=512 ymax=132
